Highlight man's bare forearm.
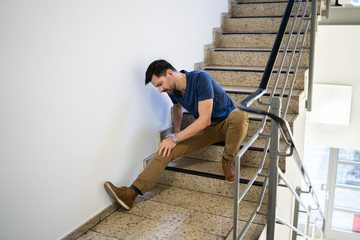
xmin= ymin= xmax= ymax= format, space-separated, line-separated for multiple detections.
xmin=174 ymin=99 xmax=212 ymax=143
xmin=172 ymin=104 xmax=183 ymax=134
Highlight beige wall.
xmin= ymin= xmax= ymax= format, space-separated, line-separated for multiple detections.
xmin=305 ymin=25 xmax=360 ymax=150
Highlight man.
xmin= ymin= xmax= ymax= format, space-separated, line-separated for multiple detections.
xmin=104 ymin=59 xmax=248 ymax=210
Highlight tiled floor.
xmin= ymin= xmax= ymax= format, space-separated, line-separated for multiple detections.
xmin=76 ymin=184 xmax=265 ymax=240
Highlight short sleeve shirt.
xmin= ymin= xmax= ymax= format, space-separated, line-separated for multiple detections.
xmin=169 ymin=70 xmax=235 ymax=122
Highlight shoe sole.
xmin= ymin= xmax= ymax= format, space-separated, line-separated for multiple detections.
xmin=225 ymin=179 xmax=235 ymax=183
xmin=104 ymin=182 xmax=130 ymax=210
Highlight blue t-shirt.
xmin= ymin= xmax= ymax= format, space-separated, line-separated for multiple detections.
xmin=169 ymin=70 xmax=236 ymax=122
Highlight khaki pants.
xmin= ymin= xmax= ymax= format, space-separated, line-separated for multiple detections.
xmin=133 ymin=109 xmax=248 ymax=195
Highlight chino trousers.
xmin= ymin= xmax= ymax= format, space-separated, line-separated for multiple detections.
xmin=132 ymin=109 xmax=248 ymax=195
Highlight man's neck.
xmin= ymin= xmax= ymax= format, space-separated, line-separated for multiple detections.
xmin=174 ymin=72 xmax=187 ymax=96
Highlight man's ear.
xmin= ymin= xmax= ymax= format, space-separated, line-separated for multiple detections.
xmin=166 ymin=69 xmax=173 ymax=76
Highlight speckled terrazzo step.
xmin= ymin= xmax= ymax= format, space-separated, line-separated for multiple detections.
xmin=213 ymin=28 xmax=310 ymax=49
xmin=194 ymin=64 xmax=307 ymax=91
xmin=156 ymin=156 xmax=270 ymax=203
xmin=181 ymin=110 xmax=297 ymax=138
xmin=184 ymin=139 xmax=286 ymax=171
xmin=154 ymin=129 xmax=287 ymax=171
xmin=231 ymin=1 xmax=311 ymax=17
xmin=225 ymin=87 xmax=305 ymax=114
xmin=204 ymin=45 xmax=310 ymax=68
xmin=221 ymin=13 xmax=310 ymax=32
xmin=236 ymin=0 xmax=299 ymax=3
xmin=142 ymin=184 xmax=267 ymax=240
xmin=84 ymin=183 xmax=266 ymax=240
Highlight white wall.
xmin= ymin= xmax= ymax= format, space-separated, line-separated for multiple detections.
xmin=0 ymin=1 xmax=228 ymax=239
xmin=305 ymin=25 xmax=360 ymax=150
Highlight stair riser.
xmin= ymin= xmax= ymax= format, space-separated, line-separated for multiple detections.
xmin=205 ymin=50 xmax=309 ymax=68
xmin=181 ymin=113 xmax=294 ymax=138
xmin=214 ymin=31 xmax=310 ymax=49
xmin=231 ymin=2 xmax=310 ymax=17
xmin=228 ymin=92 xmax=301 ymax=114
xmin=156 ymin=170 xmax=268 ymax=204
xmin=200 ymin=69 xmax=307 ymax=90
xmin=183 ymin=145 xmax=286 ymax=171
xmin=222 ymin=15 xmax=310 ymax=32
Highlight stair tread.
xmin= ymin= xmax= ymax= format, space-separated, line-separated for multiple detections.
xmin=222 ymin=85 xmax=303 ymax=97
xmin=228 ymin=15 xmax=305 ymax=18
xmin=199 ymin=64 xmax=308 ymax=73
xmin=167 ymin=156 xmax=267 ymax=181
xmin=236 ymin=1 xmax=296 ymax=4
xmin=219 ymin=31 xmax=306 ymax=34
xmin=182 ymin=110 xmax=298 ymax=123
xmin=213 ymin=136 xmax=288 ymax=153
xmin=143 ymin=183 xmax=268 ymax=225
xmin=208 ymin=47 xmax=309 ymax=52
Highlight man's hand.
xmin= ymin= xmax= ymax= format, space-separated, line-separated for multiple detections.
xmin=158 ymin=135 xmax=177 ymax=158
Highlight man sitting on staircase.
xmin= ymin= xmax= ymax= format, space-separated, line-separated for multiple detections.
xmin=104 ymin=59 xmax=249 ymax=210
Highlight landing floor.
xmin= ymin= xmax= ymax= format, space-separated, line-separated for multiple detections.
xmin=76 ymin=184 xmax=264 ymax=240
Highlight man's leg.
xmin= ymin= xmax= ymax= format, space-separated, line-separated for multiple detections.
xmin=219 ymin=109 xmax=249 ymax=182
xmin=132 ymin=123 xmax=225 ymax=194
xmin=105 ymin=123 xmax=222 ymax=209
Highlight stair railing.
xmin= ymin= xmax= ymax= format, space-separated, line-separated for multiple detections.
xmin=232 ymin=0 xmax=325 ymax=239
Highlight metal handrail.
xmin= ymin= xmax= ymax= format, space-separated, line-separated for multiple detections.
xmin=232 ymin=0 xmax=326 ymax=239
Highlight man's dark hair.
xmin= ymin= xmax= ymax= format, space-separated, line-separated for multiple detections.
xmin=145 ymin=59 xmax=177 ymax=85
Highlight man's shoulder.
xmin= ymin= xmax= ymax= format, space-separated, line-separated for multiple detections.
xmin=186 ymin=70 xmax=212 ymax=81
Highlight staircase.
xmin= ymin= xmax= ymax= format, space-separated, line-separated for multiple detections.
xmin=153 ymin=0 xmax=314 ymax=239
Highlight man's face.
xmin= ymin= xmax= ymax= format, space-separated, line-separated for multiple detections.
xmin=151 ymin=70 xmax=176 ymax=95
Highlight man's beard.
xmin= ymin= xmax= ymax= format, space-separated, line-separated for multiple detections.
xmin=166 ymin=82 xmax=176 ymax=95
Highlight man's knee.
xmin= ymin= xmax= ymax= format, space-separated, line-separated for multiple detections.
xmin=230 ymin=109 xmax=248 ymax=127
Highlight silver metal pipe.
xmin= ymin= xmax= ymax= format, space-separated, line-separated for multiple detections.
xmin=239 ymin=176 xmax=269 ymax=239
xmin=278 ymin=168 xmax=324 ymax=233
xmin=237 ymin=137 xmax=270 ymax=204
xmin=276 ymin=216 xmax=312 ymax=240
xmin=325 ymin=0 xmax=330 ymax=19
xmin=291 ymin=187 xmax=302 ymax=240
xmin=233 ymin=149 xmax=240 ymax=240
xmin=267 ymin=97 xmax=281 ymax=240
xmin=282 ymin=0 xmax=310 ymax=117
xmin=307 ymin=0 xmax=318 ymax=111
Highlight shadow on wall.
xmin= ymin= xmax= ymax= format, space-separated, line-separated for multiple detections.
xmin=134 ymin=63 xmax=171 ymax=127
xmin=89 ymin=63 xmax=172 ymax=186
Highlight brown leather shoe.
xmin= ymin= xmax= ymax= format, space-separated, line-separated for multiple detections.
xmin=104 ymin=181 xmax=137 ymax=210
xmin=222 ymin=157 xmax=235 ymax=183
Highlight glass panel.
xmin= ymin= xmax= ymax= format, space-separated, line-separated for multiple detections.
xmin=303 ymin=145 xmax=330 ymax=209
xmin=334 ymin=187 xmax=360 ymax=211
xmin=338 ymin=149 xmax=360 ymax=163
xmin=336 ymin=163 xmax=360 ymax=186
xmin=331 ymin=210 xmax=360 ymax=233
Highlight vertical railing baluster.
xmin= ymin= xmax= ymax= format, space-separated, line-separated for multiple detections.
xmin=292 ymin=187 xmax=302 ymax=240
xmin=267 ymin=97 xmax=281 ymax=239
xmin=307 ymin=0 xmax=317 ymax=111
xmin=233 ymin=153 xmax=241 ymax=240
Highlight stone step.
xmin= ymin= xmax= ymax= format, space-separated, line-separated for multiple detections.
xmin=157 ymin=125 xmax=288 ymax=171
xmin=225 ymin=86 xmax=305 ymax=114
xmin=221 ymin=13 xmax=310 ymax=32
xmin=142 ymin=183 xmax=267 ymax=240
xmin=183 ymin=135 xmax=287 ymax=171
xmin=181 ymin=109 xmax=297 ymax=138
xmin=156 ymin=156 xmax=270 ymax=203
xmin=231 ymin=1 xmax=311 ymax=17
xmin=194 ymin=64 xmax=307 ymax=91
xmin=236 ymin=0 xmax=298 ymax=2
xmin=204 ymin=45 xmax=310 ymax=68
xmin=213 ymin=28 xmax=310 ymax=49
